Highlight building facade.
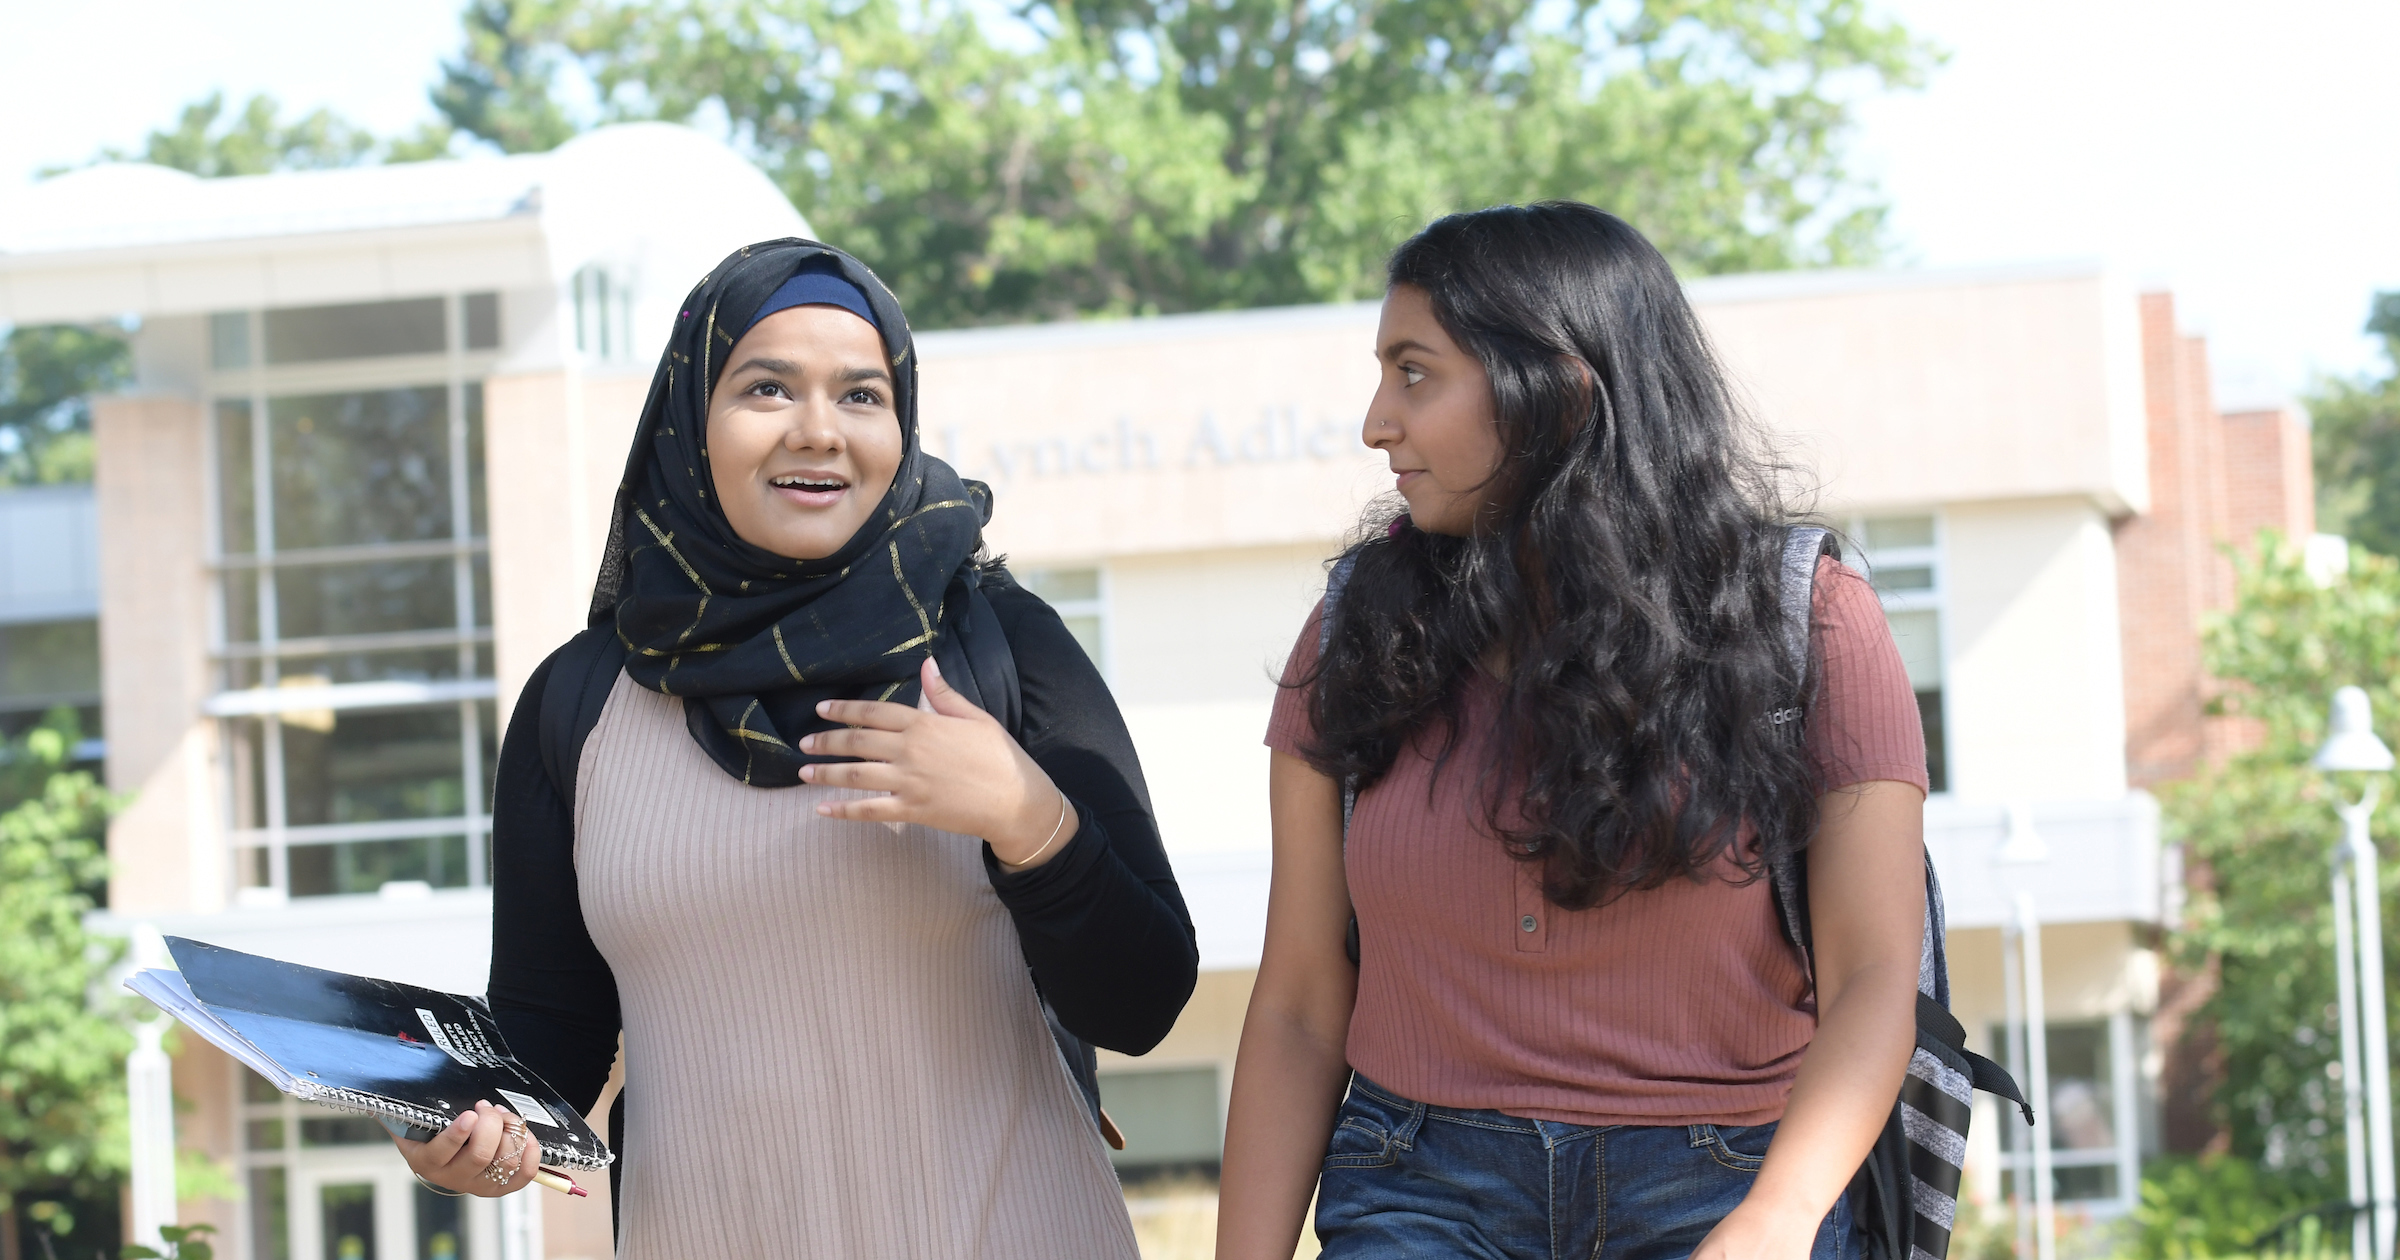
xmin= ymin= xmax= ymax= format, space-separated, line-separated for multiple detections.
xmin=0 ymin=127 xmax=2310 ymax=1255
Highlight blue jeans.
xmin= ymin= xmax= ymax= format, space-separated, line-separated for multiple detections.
xmin=1315 ymin=1074 xmax=1859 ymax=1260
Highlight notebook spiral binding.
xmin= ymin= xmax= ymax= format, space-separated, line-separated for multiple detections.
xmin=294 ymin=1081 xmax=616 ymax=1170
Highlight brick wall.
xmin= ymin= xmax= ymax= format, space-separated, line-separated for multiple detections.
xmin=2114 ymin=295 xmax=2318 ymax=1154
xmin=2116 ymin=293 xmax=2230 ymax=789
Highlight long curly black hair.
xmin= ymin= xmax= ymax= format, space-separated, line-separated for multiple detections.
xmin=1301 ymin=201 xmax=1828 ymax=910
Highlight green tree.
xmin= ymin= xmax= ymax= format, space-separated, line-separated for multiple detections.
xmin=100 ymin=90 xmax=377 ymax=177
xmin=2165 ymin=533 xmax=2400 ymax=1191
xmin=2311 ymin=292 xmax=2400 ymax=557
xmin=425 ymin=0 xmax=1935 ymax=326
xmin=0 ymin=710 xmax=130 ymax=1254
xmin=0 ymin=323 xmax=131 ymax=487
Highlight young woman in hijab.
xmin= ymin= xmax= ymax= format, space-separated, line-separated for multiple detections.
xmin=1216 ymin=203 xmax=1927 ymax=1259
xmin=390 ymin=239 xmax=1196 ymax=1259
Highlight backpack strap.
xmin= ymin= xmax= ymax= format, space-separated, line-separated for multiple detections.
xmin=538 ymin=623 xmax=634 ymax=808
xmin=1320 ymin=550 xmax=1364 ymax=965
xmin=1766 ymin=526 xmax=1836 ymax=971
xmin=1320 ymin=552 xmax=1362 ymax=835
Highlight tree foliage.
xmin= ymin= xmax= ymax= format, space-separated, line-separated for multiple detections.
xmin=2311 ymin=292 xmax=2400 ymax=558
xmin=2166 ymin=533 xmax=2400 ymax=1188
xmin=0 ymin=710 xmax=130 ymax=1227
xmin=0 ymin=323 xmax=130 ymax=487
xmin=423 ymin=0 xmax=1934 ymax=326
xmin=98 ymin=91 xmax=378 ymax=178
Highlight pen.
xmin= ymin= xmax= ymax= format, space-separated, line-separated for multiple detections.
xmin=533 ymin=1167 xmax=587 ymax=1198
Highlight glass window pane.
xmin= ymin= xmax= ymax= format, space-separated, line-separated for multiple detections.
xmin=229 ymin=718 xmax=268 ymax=830
xmin=270 ymin=388 xmax=453 ymax=550
xmin=1869 ymin=565 xmax=1934 ymax=594
xmin=249 ymin=1166 xmax=290 ymax=1260
xmin=264 ymin=297 xmax=443 ymax=365
xmin=217 ymin=400 xmax=257 ymax=555
xmin=1863 ymin=515 xmax=1935 ymax=550
xmin=471 ymin=554 xmax=491 ymax=630
xmin=1987 ymin=1021 xmax=2114 ymax=1153
xmin=465 ymin=382 xmax=487 ymax=540
xmin=1883 ymin=609 xmax=1942 ymax=689
xmin=280 ymin=704 xmax=465 ymax=826
xmin=224 ymin=569 xmax=261 ymax=646
xmin=271 ymin=648 xmax=463 ymax=686
xmin=299 ymin=1115 xmax=389 ymax=1147
xmin=288 ymin=836 xmax=468 ymax=898
xmin=317 ymin=1181 xmax=377 ymax=1260
xmin=0 ymin=618 xmax=100 ymax=705
xmin=416 ymin=1180 xmax=468 ymax=1260
xmin=1096 ymin=1066 xmax=1220 ymax=1174
xmin=246 ymin=1118 xmax=286 ymax=1150
xmin=1019 ymin=567 xmax=1101 ymax=603
xmin=211 ymin=312 xmax=253 ymax=369
xmin=276 ymin=559 xmax=458 ymax=641
xmin=463 ymin=293 xmax=500 ymax=352
xmin=244 ymin=1070 xmax=283 ymax=1104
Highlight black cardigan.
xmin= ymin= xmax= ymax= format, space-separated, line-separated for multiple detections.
xmin=484 ymin=582 xmax=1201 ymax=1126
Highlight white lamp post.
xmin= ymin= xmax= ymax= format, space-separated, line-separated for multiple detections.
xmin=126 ymin=925 xmax=178 ymax=1253
xmin=1997 ymin=803 xmax=2055 ymax=1260
xmin=2320 ymin=686 xmax=2397 ymax=1260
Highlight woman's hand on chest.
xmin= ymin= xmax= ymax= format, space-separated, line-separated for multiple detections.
xmin=797 ymin=656 xmax=1076 ymax=869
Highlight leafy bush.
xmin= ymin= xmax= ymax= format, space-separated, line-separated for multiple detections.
xmin=2131 ymin=1155 xmax=2325 ymax=1260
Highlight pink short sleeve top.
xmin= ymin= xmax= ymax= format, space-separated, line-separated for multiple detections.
xmin=1264 ymin=556 xmax=1928 ymax=1126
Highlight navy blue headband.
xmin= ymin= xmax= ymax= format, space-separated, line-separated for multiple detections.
xmin=740 ymin=262 xmax=882 ymax=343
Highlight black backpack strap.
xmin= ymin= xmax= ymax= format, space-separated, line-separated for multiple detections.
xmin=1320 ymin=550 xmax=1364 ymax=966
xmin=538 ymin=623 xmax=634 ymax=808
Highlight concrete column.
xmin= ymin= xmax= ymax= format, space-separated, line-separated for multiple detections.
xmin=93 ymin=393 xmax=221 ymax=915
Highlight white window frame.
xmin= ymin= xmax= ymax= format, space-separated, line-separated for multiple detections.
xmin=203 ymin=295 xmax=502 ymax=904
xmin=1847 ymin=512 xmax=1950 ymax=797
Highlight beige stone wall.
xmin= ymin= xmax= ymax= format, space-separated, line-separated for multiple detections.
xmin=484 ymin=369 xmax=650 ymax=726
xmin=94 ymin=394 xmax=224 ymax=915
xmin=1700 ymin=269 xmax=2149 ymax=517
xmin=1943 ymin=497 xmax=2130 ymax=804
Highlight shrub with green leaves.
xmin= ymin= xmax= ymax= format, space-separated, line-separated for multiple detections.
xmin=0 ymin=709 xmax=130 ymax=1240
xmin=2163 ymin=534 xmax=2400 ymax=1190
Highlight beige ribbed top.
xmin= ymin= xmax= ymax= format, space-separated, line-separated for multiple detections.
xmin=574 ymin=670 xmax=1138 ymax=1259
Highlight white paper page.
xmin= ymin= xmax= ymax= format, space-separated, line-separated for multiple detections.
xmin=125 ymin=968 xmax=296 ymax=1091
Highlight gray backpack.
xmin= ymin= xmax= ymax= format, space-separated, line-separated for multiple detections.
xmin=1317 ymin=525 xmax=2030 ymax=1260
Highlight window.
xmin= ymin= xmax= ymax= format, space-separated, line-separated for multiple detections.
xmin=239 ymin=1069 xmax=491 ymax=1259
xmin=1016 ymin=567 xmax=1106 ymax=674
xmin=1850 ymin=514 xmax=1946 ymax=792
xmin=571 ymin=265 xmax=634 ymax=363
xmin=207 ymin=297 xmax=499 ymax=901
xmin=0 ymin=617 xmax=101 ymax=748
xmin=1990 ymin=1017 xmax=2142 ymax=1209
xmin=1097 ymin=1066 xmax=1221 ymax=1182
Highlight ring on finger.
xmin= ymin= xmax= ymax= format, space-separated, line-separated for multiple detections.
xmin=481 ymin=1116 xmax=528 ymax=1184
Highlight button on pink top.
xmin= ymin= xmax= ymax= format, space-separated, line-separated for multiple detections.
xmin=1265 ymin=557 xmax=1929 ymax=1126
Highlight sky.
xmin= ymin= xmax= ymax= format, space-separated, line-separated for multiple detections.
xmin=2 ymin=0 xmax=2393 ymax=406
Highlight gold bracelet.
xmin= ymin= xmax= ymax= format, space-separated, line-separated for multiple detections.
xmin=1001 ymin=791 xmax=1070 ymax=869
xmin=413 ymin=1174 xmax=467 ymax=1198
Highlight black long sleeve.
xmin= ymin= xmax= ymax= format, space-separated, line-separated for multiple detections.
xmin=486 ymin=650 xmax=622 ymax=1118
xmin=979 ymin=580 xmax=1200 ymax=1054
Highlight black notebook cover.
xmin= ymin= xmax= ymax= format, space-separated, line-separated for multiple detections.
xmin=162 ymin=937 xmax=612 ymax=1170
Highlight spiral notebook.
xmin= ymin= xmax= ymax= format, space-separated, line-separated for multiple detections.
xmin=125 ymin=937 xmax=613 ymax=1172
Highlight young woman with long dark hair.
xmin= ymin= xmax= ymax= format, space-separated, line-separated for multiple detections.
xmin=1217 ymin=203 xmax=1930 ymax=1260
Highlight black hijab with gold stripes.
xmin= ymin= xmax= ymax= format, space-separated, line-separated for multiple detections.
xmin=589 ymin=238 xmax=1003 ymax=786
